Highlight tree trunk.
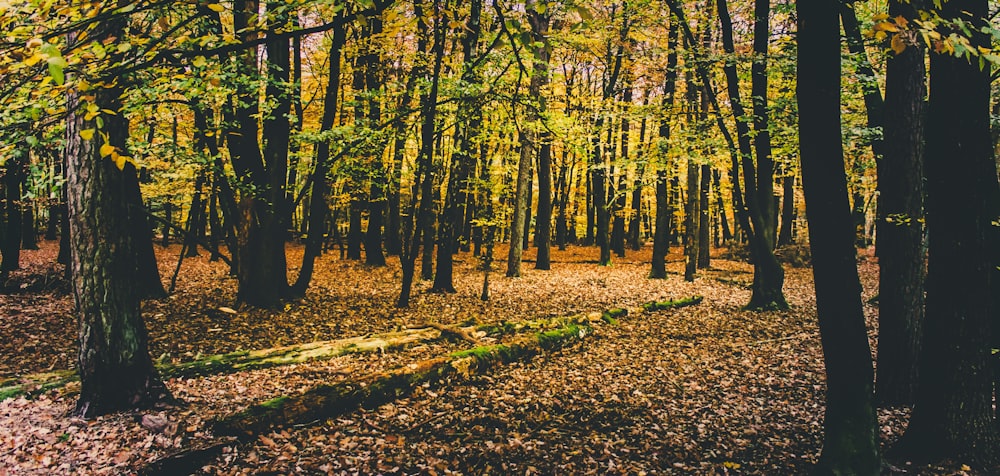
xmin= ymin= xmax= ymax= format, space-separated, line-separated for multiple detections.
xmin=399 ymin=0 xmax=443 ymax=306
xmin=290 ymin=17 xmax=345 ymax=297
xmin=899 ymin=0 xmax=1000 ymax=466
xmin=507 ymin=130 xmax=534 ymax=277
xmin=875 ymin=0 xmax=926 ymax=407
xmin=1 ymin=153 xmax=24 ymax=276
xmin=531 ymin=3 xmax=554 ymax=269
xmin=796 ymin=3 xmax=881 ymax=472
xmin=698 ymin=163 xmax=711 ymax=269
xmin=777 ymin=174 xmax=795 ymax=246
xmin=684 ymin=158 xmax=699 ymax=282
xmin=714 ymin=0 xmax=787 ymax=310
xmin=841 ymin=2 xmax=885 ymax=249
xmin=66 ymin=55 xmax=171 ymax=417
xmin=651 ymin=16 xmax=678 ymax=279
xmin=433 ymin=0 xmax=484 ymax=289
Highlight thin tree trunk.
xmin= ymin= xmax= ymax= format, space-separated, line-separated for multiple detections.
xmin=290 ymin=17 xmax=345 ymax=297
xmin=796 ymin=2 xmax=881 ymax=472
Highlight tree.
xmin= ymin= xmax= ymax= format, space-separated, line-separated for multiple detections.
xmin=796 ymin=0 xmax=880 ymax=472
xmin=898 ymin=0 xmax=1000 ymax=466
xmin=874 ymin=0 xmax=925 ymax=407
xmin=65 ymin=13 xmax=172 ymax=416
xmin=650 ymin=14 xmax=679 ymax=280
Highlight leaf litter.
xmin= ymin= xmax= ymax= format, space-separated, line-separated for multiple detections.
xmin=0 ymin=241 xmax=988 ymax=474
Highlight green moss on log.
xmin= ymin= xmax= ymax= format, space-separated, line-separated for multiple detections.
xmin=215 ymin=322 xmax=592 ymax=438
xmin=642 ymin=296 xmax=704 ymax=312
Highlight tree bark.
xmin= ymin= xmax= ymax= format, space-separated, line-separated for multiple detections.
xmin=796 ymin=2 xmax=881 ymax=472
xmin=651 ymin=18 xmax=679 ymax=279
xmin=713 ymin=0 xmax=787 ymax=310
xmin=434 ymin=0 xmax=484 ymax=289
xmin=66 ymin=42 xmax=171 ymax=416
xmin=698 ymin=163 xmax=711 ymax=269
xmin=899 ymin=0 xmax=1000 ymax=466
xmin=875 ymin=0 xmax=925 ymax=407
xmin=290 ymin=17 xmax=345 ymax=297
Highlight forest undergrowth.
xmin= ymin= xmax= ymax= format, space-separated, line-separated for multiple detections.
xmin=0 ymin=241 xmax=981 ymax=474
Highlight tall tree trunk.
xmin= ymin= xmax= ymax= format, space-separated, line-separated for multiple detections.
xmin=796 ymin=2 xmax=880 ymax=472
xmin=629 ymin=100 xmax=647 ymax=252
xmin=684 ymin=158 xmax=699 ymax=282
xmin=651 ymin=17 xmax=679 ymax=279
xmin=875 ymin=0 xmax=926 ymax=407
xmin=399 ymin=0 xmax=443 ymax=306
xmin=841 ymin=2 xmax=885 ymax=249
xmin=532 ymin=3 xmax=554 ymax=270
xmin=364 ymin=15 xmax=387 ymax=267
xmin=713 ymin=0 xmax=787 ymax=310
xmin=66 ymin=36 xmax=171 ymax=416
xmin=899 ymin=0 xmax=1000 ymax=466
xmin=434 ymin=0 xmax=484 ymax=289
xmin=290 ymin=17 xmax=345 ymax=297
xmin=184 ymin=170 xmax=207 ymax=257
xmin=1 ymin=153 xmax=24 ymax=276
xmin=777 ymin=174 xmax=795 ymax=246
xmin=698 ymin=163 xmax=711 ymax=269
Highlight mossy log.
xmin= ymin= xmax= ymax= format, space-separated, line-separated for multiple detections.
xmin=159 ymin=327 xmax=442 ymax=379
xmin=213 ymin=323 xmax=591 ymax=438
xmin=641 ymin=296 xmax=704 ymax=312
xmin=2 ymin=307 xmax=625 ymax=403
xmin=0 ymin=328 xmax=442 ymax=402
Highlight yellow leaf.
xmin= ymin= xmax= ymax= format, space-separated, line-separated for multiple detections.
xmin=99 ymin=143 xmax=115 ymax=157
xmin=113 ymin=153 xmax=126 ymax=170
xmin=874 ymin=21 xmax=899 ymax=33
xmin=891 ymin=34 xmax=907 ymax=55
xmin=79 ymin=129 xmax=95 ymax=140
xmin=207 ymin=3 xmax=224 ymax=12
xmin=24 ymin=53 xmax=43 ymax=66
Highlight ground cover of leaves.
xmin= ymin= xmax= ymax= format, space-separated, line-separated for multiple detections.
xmin=0 ymin=240 xmax=986 ymax=474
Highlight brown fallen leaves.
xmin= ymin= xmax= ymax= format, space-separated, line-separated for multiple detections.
xmin=0 ymin=242 xmax=989 ymax=474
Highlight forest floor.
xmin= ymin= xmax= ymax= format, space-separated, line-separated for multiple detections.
xmin=0 ymin=240 xmax=985 ymax=475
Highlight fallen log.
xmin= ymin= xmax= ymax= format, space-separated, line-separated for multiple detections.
xmin=212 ymin=323 xmax=591 ymax=438
xmin=641 ymin=296 xmax=704 ymax=313
xmin=2 ymin=307 xmax=626 ymax=403
xmin=0 ymin=328 xmax=442 ymax=401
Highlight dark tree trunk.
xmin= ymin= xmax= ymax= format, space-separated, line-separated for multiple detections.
xmin=290 ymin=17 xmax=345 ymax=297
xmin=531 ymin=4 xmax=554 ymax=270
xmin=684 ymin=157 xmax=699 ymax=282
xmin=226 ymin=0 xmax=292 ymax=307
xmin=698 ymin=163 xmax=711 ymax=269
xmin=899 ymin=0 xmax=1000 ymax=466
xmin=713 ymin=0 xmax=786 ymax=310
xmin=385 ymin=69 xmax=419 ymax=258
xmin=875 ymin=0 xmax=926 ymax=407
xmin=347 ymin=201 xmax=362 ymax=260
xmin=434 ymin=0 xmax=483 ymax=289
xmin=796 ymin=2 xmax=881 ymax=472
xmin=363 ymin=16 xmax=387 ymax=267
xmin=777 ymin=174 xmax=795 ymax=246
xmin=628 ymin=102 xmax=647 ymax=252
xmin=715 ymin=168 xmax=733 ymax=244
xmin=1 ymin=153 xmax=24 ymax=276
xmin=124 ymin=168 xmax=166 ymax=299
xmin=841 ymin=2 xmax=885 ymax=249
xmin=66 ymin=47 xmax=171 ymax=417
xmin=399 ymin=0 xmax=443 ymax=306
xmin=21 ymin=198 xmax=38 ymax=251
xmin=184 ymin=170 xmax=207 ymax=258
